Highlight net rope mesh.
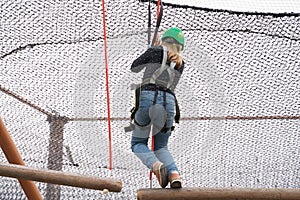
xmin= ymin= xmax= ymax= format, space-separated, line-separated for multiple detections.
xmin=1 ymin=0 xmax=300 ymax=199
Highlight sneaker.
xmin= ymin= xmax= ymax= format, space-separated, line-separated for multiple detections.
xmin=152 ymin=161 xmax=168 ymax=188
xmin=169 ymin=171 xmax=182 ymax=188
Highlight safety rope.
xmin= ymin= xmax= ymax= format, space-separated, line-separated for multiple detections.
xmin=148 ymin=0 xmax=163 ymax=188
xmin=101 ymin=0 xmax=113 ymax=174
xmin=151 ymin=0 xmax=163 ymax=47
xmin=147 ymin=0 xmax=151 ymax=47
xmin=146 ymin=0 xmax=163 ymax=48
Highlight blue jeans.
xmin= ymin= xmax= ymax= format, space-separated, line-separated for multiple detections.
xmin=131 ymin=90 xmax=179 ymax=177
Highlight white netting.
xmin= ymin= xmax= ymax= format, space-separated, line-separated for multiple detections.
xmin=0 ymin=0 xmax=300 ymax=199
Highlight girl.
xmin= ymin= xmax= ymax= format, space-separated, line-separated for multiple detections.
xmin=130 ymin=27 xmax=185 ymax=188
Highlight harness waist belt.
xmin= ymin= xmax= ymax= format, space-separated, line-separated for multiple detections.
xmin=141 ymin=84 xmax=174 ymax=96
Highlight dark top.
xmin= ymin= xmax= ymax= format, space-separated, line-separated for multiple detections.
xmin=131 ymin=45 xmax=185 ymax=92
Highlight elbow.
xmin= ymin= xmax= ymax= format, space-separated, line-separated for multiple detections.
xmin=131 ymin=63 xmax=142 ymax=73
xmin=131 ymin=66 xmax=137 ymax=73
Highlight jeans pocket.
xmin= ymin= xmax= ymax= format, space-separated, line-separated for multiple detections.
xmin=139 ymin=91 xmax=155 ymax=108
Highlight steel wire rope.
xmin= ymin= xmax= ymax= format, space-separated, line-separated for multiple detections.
xmin=0 ymin=84 xmax=298 ymax=122
xmin=0 ymin=85 xmax=52 ymax=117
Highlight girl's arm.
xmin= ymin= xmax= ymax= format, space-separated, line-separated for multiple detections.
xmin=131 ymin=47 xmax=162 ymax=73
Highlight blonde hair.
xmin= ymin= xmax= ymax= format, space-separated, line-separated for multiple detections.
xmin=161 ymin=41 xmax=182 ymax=54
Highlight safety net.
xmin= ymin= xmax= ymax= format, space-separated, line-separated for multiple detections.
xmin=0 ymin=0 xmax=299 ymax=199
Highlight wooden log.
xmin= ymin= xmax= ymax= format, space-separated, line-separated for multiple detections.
xmin=137 ymin=188 xmax=300 ymax=200
xmin=0 ymin=117 xmax=43 ymax=200
xmin=0 ymin=162 xmax=122 ymax=192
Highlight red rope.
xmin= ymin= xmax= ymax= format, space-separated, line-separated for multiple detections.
xmin=156 ymin=0 xmax=161 ymax=22
xmin=149 ymin=130 xmax=154 ymax=183
xmin=101 ymin=0 xmax=113 ymax=172
xmin=150 ymin=0 xmax=162 ymax=185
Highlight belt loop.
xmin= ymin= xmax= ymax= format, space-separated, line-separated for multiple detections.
xmin=163 ymin=91 xmax=166 ymax=108
xmin=153 ymin=87 xmax=158 ymax=105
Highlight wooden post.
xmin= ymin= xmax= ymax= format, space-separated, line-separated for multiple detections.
xmin=46 ymin=114 xmax=66 ymax=200
xmin=137 ymin=188 xmax=300 ymax=200
xmin=0 ymin=162 xmax=122 ymax=192
xmin=0 ymin=117 xmax=43 ymax=200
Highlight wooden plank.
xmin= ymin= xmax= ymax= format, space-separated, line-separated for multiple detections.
xmin=0 ymin=162 xmax=122 ymax=192
xmin=137 ymin=188 xmax=300 ymax=200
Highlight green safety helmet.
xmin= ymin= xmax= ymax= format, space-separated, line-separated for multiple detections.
xmin=162 ymin=27 xmax=185 ymax=50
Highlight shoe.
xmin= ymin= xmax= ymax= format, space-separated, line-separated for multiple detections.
xmin=152 ymin=161 xmax=168 ymax=188
xmin=169 ymin=171 xmax=182 ymax=188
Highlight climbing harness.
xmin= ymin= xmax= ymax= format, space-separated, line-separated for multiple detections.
xmin=124 ymin=46 xmax=181 ymax=133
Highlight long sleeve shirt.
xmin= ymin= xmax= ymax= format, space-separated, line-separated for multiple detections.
xmin=131 ymin=45 xmax=184 ymax=92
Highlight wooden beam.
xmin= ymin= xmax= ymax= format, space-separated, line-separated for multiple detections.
xmin=0 ymin=117 xmax=43 ymax=200
xmin=0 ymin=162 xmax=122 ymax=192
xmin=137 ymin=188 xmax=300 ymax=200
